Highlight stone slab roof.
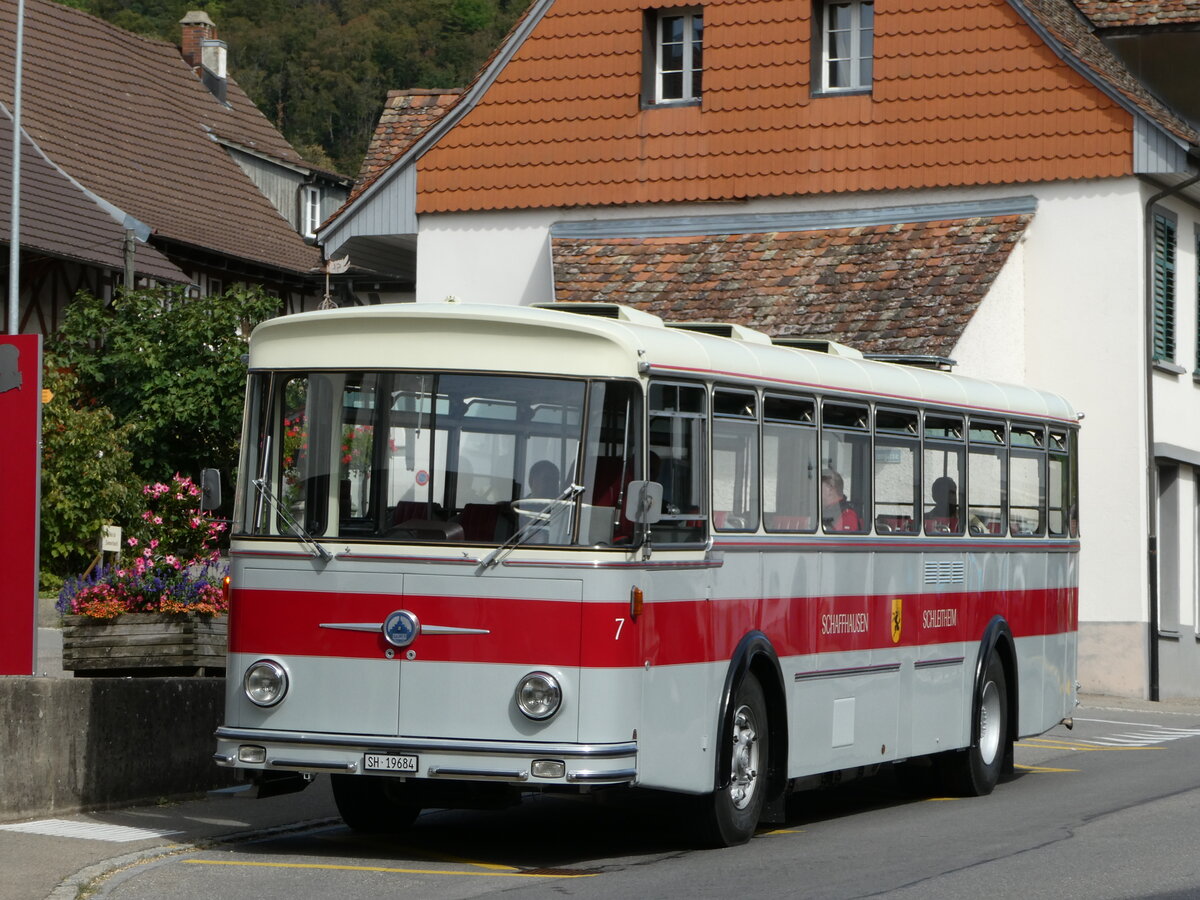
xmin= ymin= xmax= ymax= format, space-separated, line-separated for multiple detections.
xmin=1016 ymin=0 xmax=1200 ymax=145
xmin=1074 ymin=0 xmax=1200 ymax=27
xmin=0 ymin=0 xmax=322 ymax=276
xmin=552 ymin=214 xmax=1032 ymax=357
xmin=354 ymin=89 xmax=461 ymax=200
xmin=0 ymin=104 xmax=187 ymax=284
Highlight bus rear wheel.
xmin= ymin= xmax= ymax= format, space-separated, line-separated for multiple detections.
xmin=331 ymin=774 xmax=421 ymax=833
xmin=940 ymin=653 xmax=1008 ymax=796
xmin=699 ymin=672 xmax=768 ymax=847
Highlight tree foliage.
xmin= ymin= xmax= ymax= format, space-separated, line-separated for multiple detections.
xmin=47 ymin=286 xmax=280 ymax=484
xmin=39 ymin=365 xmax=142 ymax=576
xmin=59 ymin=0 xmax=523 ymax=174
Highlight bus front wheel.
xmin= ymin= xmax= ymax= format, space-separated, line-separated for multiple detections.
xmin=700 ymin=672 xmax=769 ymax=846
xmin=331 ymin=774 xmax=421 ymax=833
xmin=940 ymin=653 xmax=1008 ymax=796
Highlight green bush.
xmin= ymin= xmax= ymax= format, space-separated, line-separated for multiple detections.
xmin=39 ymin=366 xmax=141 ymax=576
xmin=48 ymin=285 xmax=279 ymax=482
xmin=41 ymin=285 xmax=279 ymax=575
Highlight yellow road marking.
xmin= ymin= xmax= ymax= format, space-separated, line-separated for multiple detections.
xmin=410 ymin=850 xmax=519 ymax=872
xmin=759 ymin=828 xmax=803 ymax=836
xmin=924 ymin=797 xmax=957 ymax=802
xmin=1019 ymin=740 xmax=1164 ymax=752
xmin=182 ymin=859 xmax=595 ymax=878
xmin=1015 ymin=763 xmax=1079 ymax=773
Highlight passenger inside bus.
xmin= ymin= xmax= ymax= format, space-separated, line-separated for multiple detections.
xmin=821 ymin=469 xmax=861 ymax=532
xmin=527 ymin=460 xmax=561 ymax=498
xmin=926 ymin=476 xmax=960 ymax=533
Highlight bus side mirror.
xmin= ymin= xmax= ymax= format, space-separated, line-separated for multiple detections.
xmin=625 ymin=480 xmax=663 ymax=524
xmin=200 ymin=468 xmax=223 ymax=511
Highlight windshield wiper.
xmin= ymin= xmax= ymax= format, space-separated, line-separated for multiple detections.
xmin=253 ymin=478 xmax=334 ymax=563
xmin=479 ymin=483 xmax=583 ymax=569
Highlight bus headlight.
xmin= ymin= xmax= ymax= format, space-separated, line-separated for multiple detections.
xmin=515 ymin=671 xmax=561 ymax=720
xmin=244 ymin=660 xmax=288 ymax=707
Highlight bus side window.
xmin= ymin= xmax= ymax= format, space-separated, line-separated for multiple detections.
xmin=821 ymin=401 xmax=870 ymax=534
xmin=712 ymin=389 xmax=759 ymax=533
xmin=763 ymin=394 xmax=817 ymax=533
xmin=923 ymin=414 xmax=965 ymax=536
xmin=1048 ymin=431 xmax=1069 ymax=537
xmin=875 ymin=408 xmax=919 ymax=534
xmin=1010 ymin=424 xmax=1046 ymax=536
xmin=648 ymin=382 xmax=707 ymax=544
xmin=968 ymin=420 xmax=1007 ymax=536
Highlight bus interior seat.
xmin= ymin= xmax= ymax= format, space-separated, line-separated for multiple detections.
xmin=458 ymin=502 xmax=515 ymax=542
xmin=590 ymin=456 xmax=635 ymax=541
xmin=876 ymin=515 xmax=915 ymax=534
xmin=766 ymin=514 xmax=812 ymax=531
xmin=925 ymin=516 xmax=959 ymax=534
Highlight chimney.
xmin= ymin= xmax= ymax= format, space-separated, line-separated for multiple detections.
xmin=179 ymin=11 xmax=216 ymax=70
xmin=180 ymin=11 xmax=228 ymax=104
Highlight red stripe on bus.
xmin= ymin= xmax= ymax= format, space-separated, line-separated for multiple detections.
xmin=229 ymin=587 xmax=1077 ymax=668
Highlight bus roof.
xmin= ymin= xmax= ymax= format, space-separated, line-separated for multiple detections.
xmin=249 ymin=303 xmax=1078 ymax=425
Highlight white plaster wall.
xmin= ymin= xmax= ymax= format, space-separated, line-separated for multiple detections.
xmin=952 ymin=241 xmax=1026 ymax=385
xmin=416 ymin=210 xmax=556 ymax=305
xmin=1022 ymin=183 xmax=1148 ymax=631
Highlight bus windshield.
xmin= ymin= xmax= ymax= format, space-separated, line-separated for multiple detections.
xmin=238 ymin=371 xmax=641 ymax=548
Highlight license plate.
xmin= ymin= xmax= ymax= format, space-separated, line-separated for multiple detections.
xmin=364 ymin=753 xmax=418 ymax=773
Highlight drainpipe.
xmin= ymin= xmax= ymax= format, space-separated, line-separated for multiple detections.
xmin=1143 ymin=170 xmax=1200 ymax=702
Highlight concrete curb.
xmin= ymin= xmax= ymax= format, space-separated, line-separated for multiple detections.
xmin=47 ymin=816 xmax=343 ymax=900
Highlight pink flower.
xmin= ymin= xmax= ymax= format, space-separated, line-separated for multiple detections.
xmin=149 ymin=539 xmax=159 ymax=549
xmin=127 ymin=537 xmax=138 ymax=547
xmin=153 ymin=516 xmax=163 ymax=525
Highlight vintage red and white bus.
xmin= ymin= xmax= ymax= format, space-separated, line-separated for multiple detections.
xmin=213 ymin=301 xmax=1079 ymax=846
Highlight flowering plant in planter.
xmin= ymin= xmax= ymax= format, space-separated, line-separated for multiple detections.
xmin=57 ymin=474 xmax=229 ymax=620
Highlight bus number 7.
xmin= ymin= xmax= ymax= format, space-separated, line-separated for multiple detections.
xmin=614 ymin=618 xmax=625 ymax=640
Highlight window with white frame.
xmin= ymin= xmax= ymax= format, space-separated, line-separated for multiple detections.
xmin=646 ymin=8 xmax=703 ymax=105
xmin=302 ymin=185 xmax=323 ymax=238
xmin=817 ymin=0 xmax=874 ymax=93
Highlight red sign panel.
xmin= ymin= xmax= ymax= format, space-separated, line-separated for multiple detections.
xmin=0 ymin=335 xmax=42 ymax=675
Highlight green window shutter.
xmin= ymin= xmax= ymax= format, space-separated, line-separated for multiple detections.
xmin=1195 ymin=230 xmax=1200 ymax=374
xmin=1153 ymin=212 xmax=1176 ymax=361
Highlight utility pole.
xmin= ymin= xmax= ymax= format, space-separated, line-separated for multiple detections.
xmin=7 ymin=0 xmax=25 ymax=334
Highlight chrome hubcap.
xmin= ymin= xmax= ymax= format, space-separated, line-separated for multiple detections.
xmin=729 ymin=703 xmax=760 ymax=810
xmin=978 ymin=678 xmax=1001 ymax=765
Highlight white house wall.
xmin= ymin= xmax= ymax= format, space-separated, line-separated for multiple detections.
xmin=412 ymin=179 xmax=1189 ymax=697
xmin=417 ymin=209 xmax=554 ymax=305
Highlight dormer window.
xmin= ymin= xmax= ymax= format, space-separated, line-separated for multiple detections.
xmin=644 ymin=8 xmax=703 ymax=106
xmin=817 ymin=0 xmax=874 ymax=93
xmin=303 ymin=185 xmax=322 ymax=238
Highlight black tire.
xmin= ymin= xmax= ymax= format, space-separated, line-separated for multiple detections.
xmin=698 ymin=672 xmax=769 ymax=847
xmin=331 ymin=774 xmax=421 ymax=833
xmin=940 ymin=653 xmax=1009 ymax=796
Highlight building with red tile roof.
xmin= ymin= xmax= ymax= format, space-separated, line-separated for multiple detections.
xmin=324 ymin=0 xmax=1200 ymax=700
xmin=0 ymin=0 xmax=352 ymax=333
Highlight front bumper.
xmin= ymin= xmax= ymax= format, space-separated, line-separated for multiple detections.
xmin=214 ymin=726 xmax=638 ymax=786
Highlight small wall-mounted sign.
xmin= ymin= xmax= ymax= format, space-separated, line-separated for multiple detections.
xmin=100 ymin=525 xmax=123 ymax=553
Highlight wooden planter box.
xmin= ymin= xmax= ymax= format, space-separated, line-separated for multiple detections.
xmin=62 ymin=613 xmax=227 ymax=677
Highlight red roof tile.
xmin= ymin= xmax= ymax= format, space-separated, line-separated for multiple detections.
xmin=416 ymin=0 xmax=1137 ymax=214
xmin=552 ymin=214 xmax=1031 ymax=357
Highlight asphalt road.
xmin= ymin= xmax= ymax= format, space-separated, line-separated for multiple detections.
xmin=9 ymin=694 xmax=1200 ymax=899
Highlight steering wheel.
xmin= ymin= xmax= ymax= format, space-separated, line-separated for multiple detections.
xmin=510 ymin=498 xmax=557 ymax=521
